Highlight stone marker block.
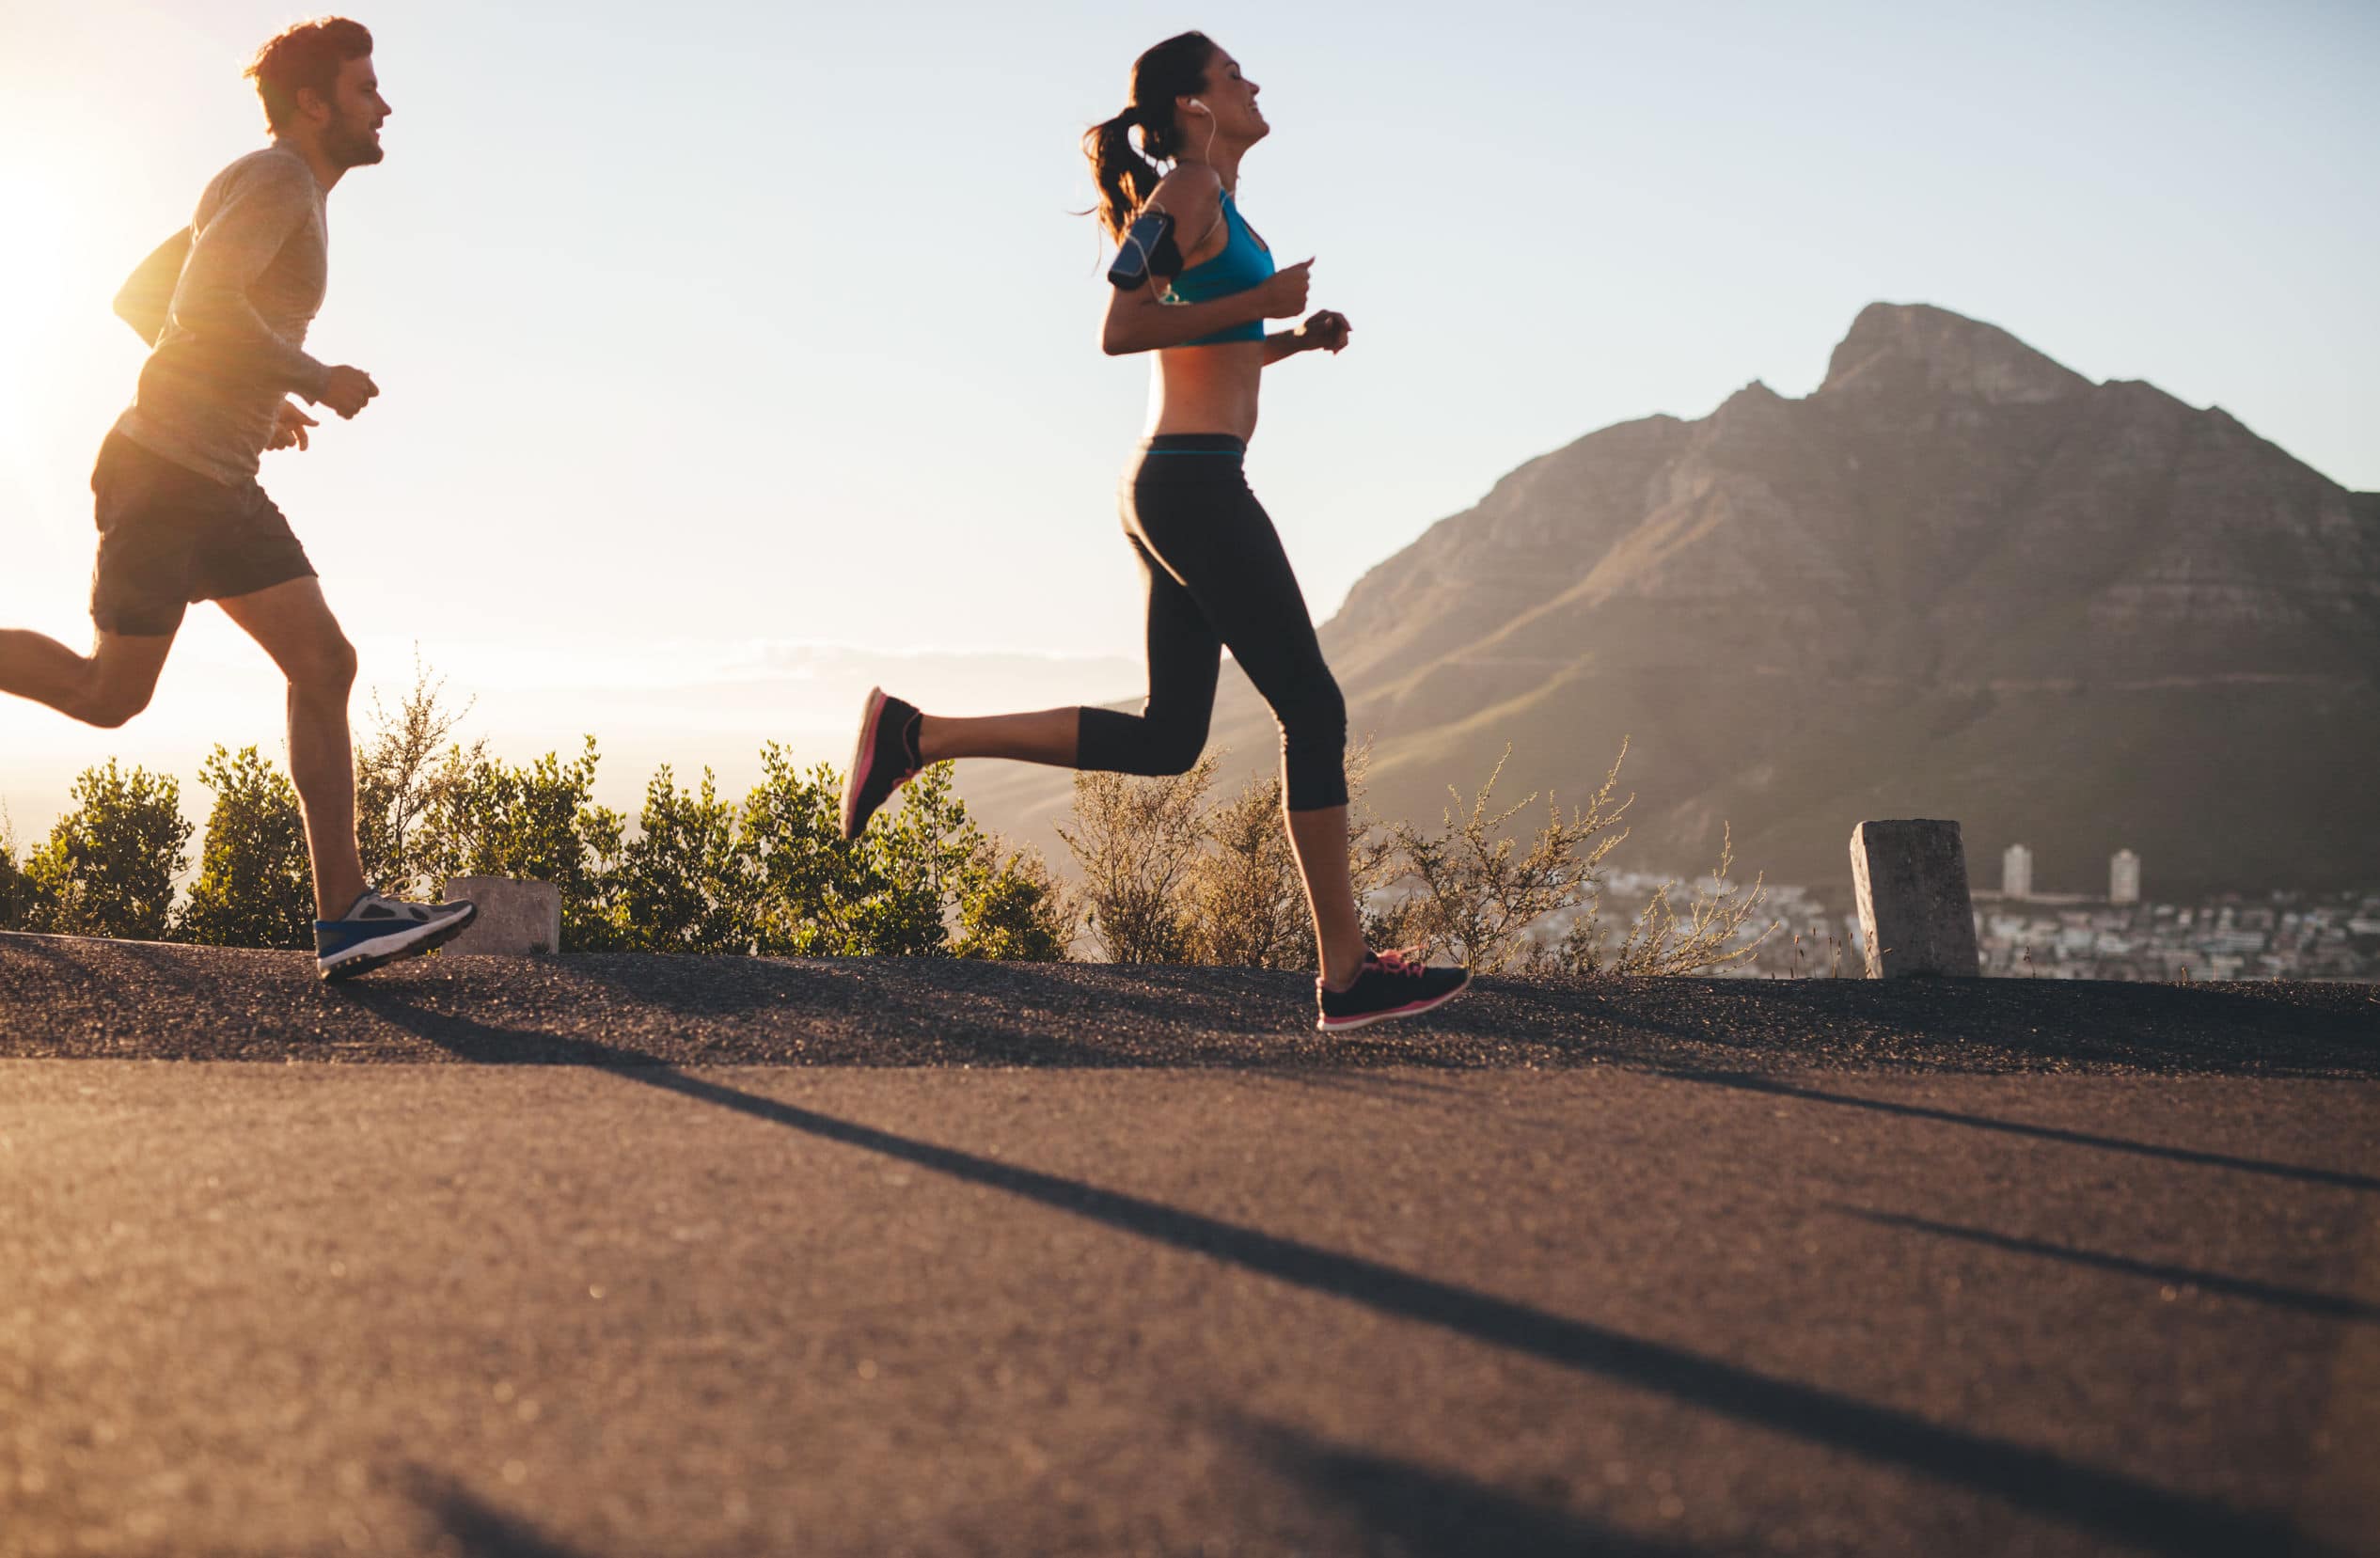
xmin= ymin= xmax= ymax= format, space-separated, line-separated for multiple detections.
xmin=440 ymin=875 xmax=560 ymax=956
xmin=1850 ymin=820 xmax=1980 ymax=979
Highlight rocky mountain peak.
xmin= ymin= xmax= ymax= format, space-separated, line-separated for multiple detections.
xmin=1820 ymin=302 xmax=2091 ymax=405
xmin=964 ymin=303 xmax=2379 ymax=898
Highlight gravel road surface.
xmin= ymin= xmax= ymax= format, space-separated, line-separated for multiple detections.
xmin=3 ymin=933 xmax=2375 ymax=1556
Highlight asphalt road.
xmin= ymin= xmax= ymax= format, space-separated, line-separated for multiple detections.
xmin=3 ymin=933 xmax=2376 ymax=1557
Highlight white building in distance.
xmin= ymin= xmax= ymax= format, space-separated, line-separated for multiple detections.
xmin=2111 ymin=849 xmax=2141 ymax=905
xmin=2003 ymin=843 xmax=2034 ymax=900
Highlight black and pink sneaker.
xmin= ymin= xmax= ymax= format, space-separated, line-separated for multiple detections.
xmin=841 ymin=686 xmax=923 ymax=840
xmin=1316 ymin=947 xmax=1472 ymax=1031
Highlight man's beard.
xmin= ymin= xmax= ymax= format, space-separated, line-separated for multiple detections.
xmin=323 ymin=120 xmax=385 ymax=169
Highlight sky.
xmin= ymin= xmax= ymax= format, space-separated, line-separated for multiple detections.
xmin=3 ymin=0 xmax=2375 ymax=843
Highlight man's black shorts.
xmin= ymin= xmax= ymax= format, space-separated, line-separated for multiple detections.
xmin=88 ymin=431 xmax=316 ymax=637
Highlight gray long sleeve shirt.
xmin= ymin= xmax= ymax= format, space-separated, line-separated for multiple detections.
xmin=114 ymin=143 xmax=331 ymax=489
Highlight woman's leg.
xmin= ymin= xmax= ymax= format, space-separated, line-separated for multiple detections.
xmin=1125 ymin=453 xmax=1366 ymax=985
xmin=917 ymin=532 xmax=1222 ymax=771
xmin=842 ymin=533 xmax=1222 ymax=839
xmin=1285 ymin=804 xmax=1368 ymax=989
xmin=915 ymin=706 xmax=1078 ymax=766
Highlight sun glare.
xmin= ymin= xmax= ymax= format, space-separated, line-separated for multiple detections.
xmin=0 ymin=158 xmax=78 ymax=437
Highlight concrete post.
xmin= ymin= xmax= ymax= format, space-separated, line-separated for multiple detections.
xmin=439 ymin=876 xmax=561 ymax=956
xmin=1850 ymin=820 xmax=1980 ymax=978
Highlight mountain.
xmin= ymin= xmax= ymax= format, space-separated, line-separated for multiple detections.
xmin=962 ymin=304 xmax=2380 ymax=897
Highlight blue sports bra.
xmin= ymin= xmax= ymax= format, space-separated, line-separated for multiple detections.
xmin=1162 ymin=191 xmax=1273 ymax=346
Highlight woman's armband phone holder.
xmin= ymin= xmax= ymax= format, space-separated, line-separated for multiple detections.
xmin=1108 ymin=210 xmax=1182 ymax=290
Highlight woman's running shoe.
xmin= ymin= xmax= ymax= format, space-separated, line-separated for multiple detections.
xmin=314 ymin=890 xmax=479 ymax=981
xmin=841 ymin=686 xmax=923 ymax=840
xmin=1316 ymin=947 xmax=1472 ymax=1031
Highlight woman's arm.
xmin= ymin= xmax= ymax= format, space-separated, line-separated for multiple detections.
xmin=1261 ymin=310 xmax=1351 ymax=366
xmin=1102 ymin=265 xmax=1310 ymax=355
xmin=1098 ymin=165 xmax=1310 ymax=355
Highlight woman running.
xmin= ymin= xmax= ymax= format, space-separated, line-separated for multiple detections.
xmin=840 ymin=31 xmax=1468 ymax=1031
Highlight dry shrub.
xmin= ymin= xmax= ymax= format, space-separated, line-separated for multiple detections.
xmin=1181 ymin=741 xmax=1401 ymax=970
xmin=1392 ymin=740 xmax=1774 ymax=975
xmin=1057 ymin=736 xmax=1773 ymax=978
xmin=1571 ymin=823 xmax=1773 ymax=976
xmin=1055 ymin=754 xmax=1218 ymax=962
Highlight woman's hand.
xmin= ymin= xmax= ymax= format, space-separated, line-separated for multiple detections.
xmin=1295 ymin=309 xmax=1351 ymax=354
xmin=1252 ymin=259 xmax=1314 ymax=319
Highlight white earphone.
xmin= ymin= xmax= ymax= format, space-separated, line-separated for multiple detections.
xmin=1182 ymin=98 xmax=1218 ymax=163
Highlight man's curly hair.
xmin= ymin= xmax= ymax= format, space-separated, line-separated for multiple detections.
xmin=244 ymin=17 xmax=373 ymax=132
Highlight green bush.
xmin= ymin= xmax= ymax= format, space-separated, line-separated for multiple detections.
xmin=415 ymin=738 xmax=627 ymax=952
xmin=0 ymin=813 xmax=29 ymax=932
xmin=617 ymin=764 xmax=752 ymax=953
xmin=739 ymin=749 xmax=1070 ymax=959
xmin=19 ymin=760 xmax=191 ymax=941
xmin=177 ymin=746 xmax=312 ymax=948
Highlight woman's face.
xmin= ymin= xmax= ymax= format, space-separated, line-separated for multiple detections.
xmin=1187 ymin=47 xmax=1266 ymax=147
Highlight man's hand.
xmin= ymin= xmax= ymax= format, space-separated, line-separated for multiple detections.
xmin=317 ymin=366 xmax=379 ymax=419
xmin=1295 ymin=309 xmax=1352 ymax=354
xmin=1253 ymin=259 xmax=1314 ymax=319
xmin=265 ymin=400 xmax=320 ymax=452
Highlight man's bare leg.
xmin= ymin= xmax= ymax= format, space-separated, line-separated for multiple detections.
xmin=0 ymin=627 xmax=174 ymax=728
xmin=213 ymin=577 xmax=366 ymax=919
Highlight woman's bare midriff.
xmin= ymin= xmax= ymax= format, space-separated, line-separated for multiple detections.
xmin=1146 ymin=338 xmax=1268 ymax=442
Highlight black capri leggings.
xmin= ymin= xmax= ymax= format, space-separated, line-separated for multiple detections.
xmin=1076 ymin=433 xmax=1348 ymax=811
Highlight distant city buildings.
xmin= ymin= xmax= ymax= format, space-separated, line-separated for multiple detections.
xmin=2111 ymin=849 xmax=2141 ymax=905
xmin=1536 ymin=871 xmax=2380 ymax=983
xmin=2003 ymin=843 xmax=2033 ymax=900
xmin=1992 ymin=842 xmax=2142 ymax=905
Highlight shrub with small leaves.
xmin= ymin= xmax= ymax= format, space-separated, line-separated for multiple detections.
xmin=954 ymin=837 xmax=1076 ymax=963
xmin=615 ymin=765 xmax=754 ymax=953
xmin=0 ymin=810 xmax=31 ymax=932
xmin=417 ymin=739 xmax=627 ymax=951
xmin=20 ymin=760 xmax=191 ymax=941
xmin=177 ymin=746 xmax=312 ymax=948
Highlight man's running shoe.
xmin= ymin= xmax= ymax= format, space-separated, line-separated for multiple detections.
xmin=842 ymin=686 xmax=923 ymax=840
xmin=315 ymin=890 xmax=478 ymax=981
xmin=1316 ymin=947 xmax=1472 ymax=1031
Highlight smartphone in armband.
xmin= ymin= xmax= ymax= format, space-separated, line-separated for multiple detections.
xmin=1107 ymin=209 xmax=1181 ymax=291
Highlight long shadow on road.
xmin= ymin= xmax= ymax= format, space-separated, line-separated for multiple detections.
xmin=347 ymin=988 xmax=2333 ymax=1558
xmin=404 ymin=1468 xmax=594 ymax=1558
xmin=1667 ymin=1069 xmax=2380 ymax=1193
xmin=1238 ymin=1418 xmax=1715 ymax=1558
xmin=1832 ymin=1206 xmax=2380 ymax=1324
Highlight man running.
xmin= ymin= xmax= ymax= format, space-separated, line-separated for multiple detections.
xmin=0 ymin=17 xmax=474 ymax=978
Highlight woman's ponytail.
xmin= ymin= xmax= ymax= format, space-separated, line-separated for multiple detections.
xmin=1080 ymin=31 xmax=1217 ymax=244
xmin=1083 ymin=106 xmax=1161 ymax=244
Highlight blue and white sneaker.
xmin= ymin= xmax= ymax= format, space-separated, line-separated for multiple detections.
xmin=315 ymin=889 xmax=479 ymax=981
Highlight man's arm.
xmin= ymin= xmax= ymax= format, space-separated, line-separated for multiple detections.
xmin=166 ymin=160 xmax=331 ymax=401
xmin=113 ymin=228 xmax=191 ymax=346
